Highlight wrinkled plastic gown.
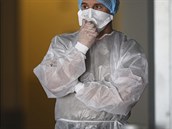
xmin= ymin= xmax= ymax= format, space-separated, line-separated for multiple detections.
xmin=34 ymin=30 xmax=148 ymax=129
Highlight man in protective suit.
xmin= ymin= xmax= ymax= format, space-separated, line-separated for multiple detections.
xmin=34 ymin=0 xmax=148 ymax=129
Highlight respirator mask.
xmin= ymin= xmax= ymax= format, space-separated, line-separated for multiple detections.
xmin=78 ymin=8 xmax=113 ymax=32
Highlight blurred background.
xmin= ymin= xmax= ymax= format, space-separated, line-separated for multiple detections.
xmin=1 ymin=0 xmax=171 ymax=129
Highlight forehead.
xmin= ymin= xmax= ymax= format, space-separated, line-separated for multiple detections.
xmin=82 ymin=0 xmax=102 ymax=4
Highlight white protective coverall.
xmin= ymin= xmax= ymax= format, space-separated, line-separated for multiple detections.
xmin=34 ymin=30 xmax=148 ymax=129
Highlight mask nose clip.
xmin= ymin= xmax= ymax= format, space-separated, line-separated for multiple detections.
xmin=88 ymin=8 xmax=92 ymax=18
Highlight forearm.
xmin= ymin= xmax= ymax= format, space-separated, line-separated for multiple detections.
xmin=74 ymin=75 xmax=145 ymax=116
xmin=34 ymin=47 xmax=87 ymax=97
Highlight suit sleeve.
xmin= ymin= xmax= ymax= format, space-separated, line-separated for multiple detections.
xmin=33 ymin=36 xmax=86 ymax=98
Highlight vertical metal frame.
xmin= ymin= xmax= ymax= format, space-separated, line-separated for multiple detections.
xmin=154 ymin=0 xmax=172 ymax=129
xmin=148 ymin=0 xmax=155 ymax=128
xmin=170 ymin=0 xmax=172 ymax=128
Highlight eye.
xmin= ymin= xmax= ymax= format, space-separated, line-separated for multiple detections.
xmin=93 ymin=5 xmax=103 ymax=10
xmin=81 ymin=4 xmax=89 ymax=10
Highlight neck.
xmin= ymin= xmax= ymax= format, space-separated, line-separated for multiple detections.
xmin=97 ymin=22 xmax=113 ymax=39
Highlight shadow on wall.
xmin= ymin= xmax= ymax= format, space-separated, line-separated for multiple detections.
xmin=1 ymin=110 xmax=24 ymax=129
xmin=1 ymin=0 xmax=25 ymax=128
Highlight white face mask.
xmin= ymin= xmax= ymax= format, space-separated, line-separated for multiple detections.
xmin=78 ymin=8 xmax=113 ymax=32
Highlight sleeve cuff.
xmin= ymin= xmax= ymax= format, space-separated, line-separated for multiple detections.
xmin=75 ymin=82 xmax=84 ymax=93
xmin=75 ymin=42 xmax=89 ymax=55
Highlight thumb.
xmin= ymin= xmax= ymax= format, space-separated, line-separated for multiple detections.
xmin=81 ymin=19 xmax=86 ymax=29
xmin=82 ymin=19 xmax=86 ymax=25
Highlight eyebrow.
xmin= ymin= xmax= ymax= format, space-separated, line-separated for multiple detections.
xmin=81 ymin=2 xmax=88 ymax=5
xmin=94 ymin=3 xmax=104 ymax=6
xmin=81 ymin=2 xmax=104 ymax=7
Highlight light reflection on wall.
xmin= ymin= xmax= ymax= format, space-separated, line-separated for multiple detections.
xmin=19 ymin=1 xmax=79 ymax=129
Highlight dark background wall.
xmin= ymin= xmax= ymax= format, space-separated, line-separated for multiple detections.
xmin=1 ymin=0 xmax=23 ymax=129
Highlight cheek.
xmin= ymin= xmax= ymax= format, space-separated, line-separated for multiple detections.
xmin=103 ymin=8 xmax=110 ymax=14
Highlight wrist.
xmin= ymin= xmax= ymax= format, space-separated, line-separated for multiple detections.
xmin=75 ymin=42 xmax=89 ymax=54
xmin=75 ymin=82 xmax=84 ymax=93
